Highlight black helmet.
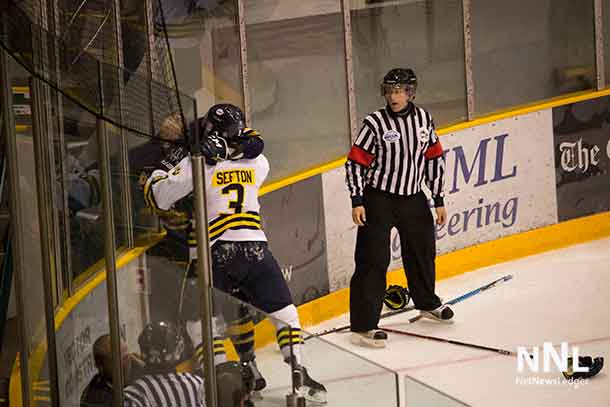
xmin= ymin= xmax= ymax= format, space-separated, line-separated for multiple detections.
xmin=381 ymin=68 xmax=417 ymax=98
xmin=383 ymin=285 xmax=411 ymax=310
xmin=138 ymin=321 xmax=185 ymax=368
xmin=201 ymin=103 xmax=245 ymax=142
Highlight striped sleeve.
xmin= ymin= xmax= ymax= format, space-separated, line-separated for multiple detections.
xmin=345 ymin=120 xmax=376 ymax=207
xmin=123 ymin=385 xmax=149 ymax=407
xmin=423 ymin=119 xmax=446 ymax=207
xmin=144 ymin=156 xmax=193 ymax=211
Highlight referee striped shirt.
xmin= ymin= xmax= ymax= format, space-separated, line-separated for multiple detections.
xmin=345 ymin=103 xmax=446 ymax=207
xmin=124 ymin=373 xmax=204 ymax=407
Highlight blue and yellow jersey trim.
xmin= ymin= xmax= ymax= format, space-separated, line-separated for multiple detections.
xmin=186 ymin=211 xmax=263 ymax=246
xmin=242 ymin=127 xmax=260 ymax=138
xmin=208 ymin=211 xmax=262 ymax=242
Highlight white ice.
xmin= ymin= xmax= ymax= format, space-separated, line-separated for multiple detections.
xmin=252 ymin=237 xmax=610 ymax=407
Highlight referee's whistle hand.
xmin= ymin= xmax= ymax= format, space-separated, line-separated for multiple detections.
xmin=352 ymin=206 xmax=366 ymax=226
xmin=435 ymin=206 xmax=447 ymax=226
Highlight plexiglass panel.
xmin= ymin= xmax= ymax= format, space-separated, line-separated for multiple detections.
xmin=245 ymin=1 xmax=350 ymax=180
xmin=404 ymin=375 xmax=468 ymax=407
xmin=471 ymin=0 xmax=596 ymax=115
xmin=350 ymin=0 xmax=467 ymax=127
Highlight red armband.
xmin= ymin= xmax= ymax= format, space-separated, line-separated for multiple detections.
xmin=424 ymin=141 xmax=444 ymax=160
xmin=347 ymin=145 xmax=375 ymax=167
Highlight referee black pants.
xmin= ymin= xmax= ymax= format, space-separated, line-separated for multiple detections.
xmin=350 ymin=187 xmax=441 ymax=332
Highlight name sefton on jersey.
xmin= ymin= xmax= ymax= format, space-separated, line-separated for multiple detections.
xmin=145 ymin=154 xmax=270 ymax=245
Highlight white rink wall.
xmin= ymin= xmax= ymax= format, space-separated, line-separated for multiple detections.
xmin=54 ymin=258 xmax=145 ymax=407
xmin=322 ymin=109 xmax=559 ymax=291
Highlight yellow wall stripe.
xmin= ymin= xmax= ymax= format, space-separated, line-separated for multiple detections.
xmin=249 ymin=211 xmax=610 ymax=350
xmin=260 ymin=88 xmax=610 ymax=194
xmin=259 ymin=156 xmax=347 ymax=197
xmin=10 ymin=234 xmax=165 ymax=407
xmin=10 ymin=213 xmax=609 ymax=404
xmin=11 ymin=86 xmax=30 ymax=93
xmin=438 ymin=88 xmax=610 ymax=135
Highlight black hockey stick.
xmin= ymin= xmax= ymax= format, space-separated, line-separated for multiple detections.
xmin=381 ymin=327 xmax=605 ymax=379
xmin=304 ymin=274 xmax=513 ymax=341
xmin=302 ymin=304 xmax=416 ymax=341
xmin=382 ymin=327 xmax=514 ymax=355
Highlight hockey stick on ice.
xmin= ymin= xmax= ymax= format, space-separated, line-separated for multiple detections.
xmin=302 ymin=303 xmax=417 ymax=341
xmin=382 ymin=327 xmax=514 ymax=355
xmin=399 ymin=274 xmax=514 ymax=325
xmin=381 ymin=327 xmax=605 ymax=379
xmin=304 ymin=274 xmax=513 ymax=341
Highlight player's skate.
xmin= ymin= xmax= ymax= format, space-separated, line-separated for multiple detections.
xmin=350 ymin=329 xmax=387 ymax=348
xmin=293 ymin=365 xmax=327 ymax=404
xmin=243 ymin=358 xmax=267 ymax=397
xmin=419 ymin=304 xmax=454 ymax=323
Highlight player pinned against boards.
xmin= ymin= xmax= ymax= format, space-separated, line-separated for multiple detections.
xmin=144 ymin=104 xmax=328 ymax=404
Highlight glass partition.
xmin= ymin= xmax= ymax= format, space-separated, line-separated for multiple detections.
xmin=61 ymin=96 xmax=106 ymax=283
xmin=471 ymin=0 xmax=596 ymax=116
xmin=602 ymin=0 xmax=610 ymax=87
xmin=404 ymin=375 xmax=468 ymax=407
xmin=6 ymin=57 xmax=54 ymax=407
xmin=298 ymin=323 xmax=399 ymax=406
xmin=350 ymin=0 xmax=467 ymax=127
xmin=245 ymin=1 xmax=350 ymax=180
xmin=113 ymin=257 xmax=402 ymax=407
xmin=54 ymin=267 xmax=112 ymax=407
xmin=166 ymin=1 xmax=245 ymax=115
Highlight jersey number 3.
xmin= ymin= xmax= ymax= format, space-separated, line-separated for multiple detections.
xmin=221 ymin=184 xmax=244 ymax=213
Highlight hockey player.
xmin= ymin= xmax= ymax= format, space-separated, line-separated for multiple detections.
xmin=144 ymin=104 xmax=328 ymax=404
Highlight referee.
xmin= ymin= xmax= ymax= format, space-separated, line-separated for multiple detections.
xmin=123 ymin=321 xmax=204 ymax=407
xmin=345 ymin=68 xmax=453 ymax=348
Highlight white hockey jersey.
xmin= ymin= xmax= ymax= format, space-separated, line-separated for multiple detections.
xmin=145 ymin=154 xmax=270 ymax=245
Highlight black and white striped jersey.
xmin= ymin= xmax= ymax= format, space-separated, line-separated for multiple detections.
xmin=345 ymin=103 xmax=446 ymax=207
xmin=123 ymin=372 xmax=204 ymax=407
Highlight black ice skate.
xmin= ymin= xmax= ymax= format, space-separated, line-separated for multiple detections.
xmin=350 ymin=329 xmax=388 ymax=348
xmin=419 ymin=304 xmax=454 ymax=323
xmin=243 ymin=358 xmax=267 ymax=392
xmin=293 ymin=365 xmax=327 ymax=404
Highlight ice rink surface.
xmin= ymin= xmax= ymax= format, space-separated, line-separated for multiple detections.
xmin=252 ymin=237 xmax=610 ymax=407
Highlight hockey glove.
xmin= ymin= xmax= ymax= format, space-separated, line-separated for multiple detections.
xmin=562 ymin=356 xmax=604 ymax=379
xmin=201 ymin=133 xmax=229 ymax=164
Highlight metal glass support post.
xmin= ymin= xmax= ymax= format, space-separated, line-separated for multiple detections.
xmin=112 ymin=0 xmax=134 ymax=247
xmin=143 ymin=0 xmax=156 ymax=136
xmin=36 ymin=0 xmax=63 ymax=306
xmin=462 ymin=0 xmax=474 ymax=120
xmin=30 ymin=77 xmax=61 ymax=407
xmin=237 ymin=0 xmax=251 ymax=125
xmin=50 ymin=0 xmax=74 ymax=297
xmin=285 ymin=326 xmax=305 ymax=407
xmin=341 ymin=0 xmax=358 ymax=143
xmin=594 ymin=0 xmax=606 ymax=90
xmin=96 ymin=62 xmax=125 ymax=407
xmin=0 ymin=47 xmax=32 ymax=407
xmin=190 ymin=100 xmax=218 ymax=407
xmin=143 ymin=0 xmax=163 ymax=233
